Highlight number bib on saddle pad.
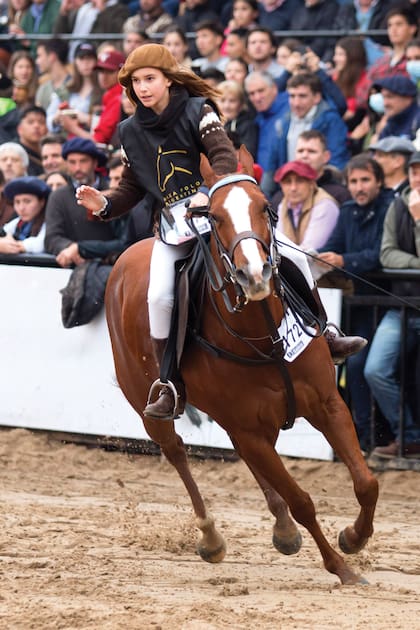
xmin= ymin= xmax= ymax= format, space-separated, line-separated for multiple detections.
xmin=278 ymin=308 xmax=316 ymax=362
xmin=160 ymin=198 xmax=211 ymax=246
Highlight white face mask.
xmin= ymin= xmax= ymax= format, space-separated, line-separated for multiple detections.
xmin=406 ymin=60 xmax=420 ymax=82
xmin=369 ymin=92 xmax=385 ymax=114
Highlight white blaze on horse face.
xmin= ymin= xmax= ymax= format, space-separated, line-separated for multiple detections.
xmin=223 ymin=186 xmax=269 ymax=295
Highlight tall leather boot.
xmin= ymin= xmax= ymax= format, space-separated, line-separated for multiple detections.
xmin=311 ymin=286 xmax=367 ymax=365
xmin=143 ymin=338 xmax=186 ymax=420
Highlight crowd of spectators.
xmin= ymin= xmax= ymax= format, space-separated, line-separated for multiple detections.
xmin=0 ymin=0 xmax=419 ymax=459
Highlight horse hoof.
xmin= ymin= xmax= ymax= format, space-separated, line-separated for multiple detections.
xmin=338 ymin=528 xmax=367 ymax=554
xmin=197 ymin=542 xmax=226 ymax=563
xmin=272 ymin=530 xmax=302 ymax=555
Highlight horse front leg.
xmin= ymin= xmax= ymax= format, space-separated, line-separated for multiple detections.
xmin=235 ymin=432 xmax=367 ymax=585
xmin=143 ymin=417 xmax=226 ymax=563
xmin=308 ymin=393 xmax=379 ymax=554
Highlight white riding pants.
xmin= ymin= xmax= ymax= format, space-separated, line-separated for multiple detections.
xmin=274 ymin=230 xmax=315 ymax=289
xmin=148 ymin=238 xmax=195 ymax=340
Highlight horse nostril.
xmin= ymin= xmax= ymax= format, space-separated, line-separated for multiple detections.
xmin=236 ymin=269 xmax=249 ymax=288
xmin=262 ymin=262 xmax=272 ymax=282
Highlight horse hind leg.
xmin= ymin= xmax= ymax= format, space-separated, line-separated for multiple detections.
xmin=236 ymin=433 xmax=367 ymax=585
xmin=143 ymin=418 xmax=226 ymax=563
xmin=242 ymin=458 xmax=302 ymax=555
xmin=308 ymin=393 xmax=379 ymax=555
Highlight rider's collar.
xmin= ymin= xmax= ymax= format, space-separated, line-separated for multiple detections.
xmin=208 ymin=174 xmax=258 ymax=199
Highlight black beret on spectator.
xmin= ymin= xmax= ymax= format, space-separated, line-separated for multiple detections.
xmin=62 ymin=138 xmax=107 ymax=167
xmin=4 ymin=176 xmax=51 ymax=200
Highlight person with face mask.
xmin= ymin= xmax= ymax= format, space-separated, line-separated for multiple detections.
xmin=406 ymin=38 xmax=420 ymax=97
xmin=371 ymin=75 xmax=419 ymax=143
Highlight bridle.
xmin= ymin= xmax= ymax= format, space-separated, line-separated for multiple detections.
xmin=186 ymin=174 xmax=281 ymax=313
xmin=186 ymin=173 xmax=296 ymax=429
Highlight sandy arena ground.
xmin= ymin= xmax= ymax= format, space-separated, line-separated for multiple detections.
xmin=0 ymin=427 xmax=419 ymax=630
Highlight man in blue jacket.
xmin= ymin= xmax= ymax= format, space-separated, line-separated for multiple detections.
xmin=244 ymin=71 xmax=289 ymax=172
xmin=261 ymin=72 xmax=349 ymax=198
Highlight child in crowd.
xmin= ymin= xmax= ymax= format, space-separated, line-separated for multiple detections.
xmin=0 ymin=176 xmax=50 ymax=254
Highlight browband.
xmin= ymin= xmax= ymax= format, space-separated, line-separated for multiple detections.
xmin=208 ymin=174 xmax=258 ymax=199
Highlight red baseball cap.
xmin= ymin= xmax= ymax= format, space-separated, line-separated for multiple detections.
xmin=95 ymin=50 xmax=126 ymax=71
xmin=274 ymin=161 xmax=318 ymax=183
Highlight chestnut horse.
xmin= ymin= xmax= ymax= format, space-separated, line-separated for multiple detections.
xmin=105 ymin=146 xmax=378 ymax=585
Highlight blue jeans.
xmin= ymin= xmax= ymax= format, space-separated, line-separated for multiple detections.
xmin=364 ymin=309 xmax=420 ymax=444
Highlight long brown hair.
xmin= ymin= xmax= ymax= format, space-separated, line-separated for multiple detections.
xmin=66 ymin=58 xmax=103 ymax=112
xmin=334 ymin=37 xmax=367 ymax=99
xmin=8 ymin=50 xmax=38 ymax=104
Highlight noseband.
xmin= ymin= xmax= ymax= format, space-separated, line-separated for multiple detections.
xmin=187 ymin=174 xmax=280 ymax=312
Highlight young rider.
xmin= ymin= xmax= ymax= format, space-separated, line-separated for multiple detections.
xmin=76 ymin=44 xmax=366 ymax=421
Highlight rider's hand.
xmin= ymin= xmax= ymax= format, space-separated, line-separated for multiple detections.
xmin=76 ymin=185 xmax=107 ymax=218
xmin=188 ymin=192 xmax=209 ymax=208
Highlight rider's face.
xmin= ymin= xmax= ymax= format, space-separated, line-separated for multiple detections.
xmin=131 ymin=67 xmax=172 ymax=114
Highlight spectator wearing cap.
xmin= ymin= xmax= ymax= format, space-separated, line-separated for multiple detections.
xmin=369 ymin=136 xmax=415 ymax=196
xmin=17 ymin=105 xmax=48 ymax=176
xmin=364 ymin=151 xmax=420 ymax=458
xmin=372 ymin=75 xmax=419 ymax=142
xmin=58 ymin=50 xmax=126 ymax=149
xmin=273 ymin=159 xmax=339 ymax=254
xmin=45 ymin=137 xmax=129 ymax=268
xmin=123 ymin=0 xmax=174 ymax=39
xmin=0 ymin=176 xmax=50 ymax=255
xmin=317 ymin=155 xmax=395 ymax=453
xmin=54 ymin=42 xmax=102 ymax=138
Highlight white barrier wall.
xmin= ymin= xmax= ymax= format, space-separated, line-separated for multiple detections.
xmin=0 ymin=264 xmax=342 ymax=460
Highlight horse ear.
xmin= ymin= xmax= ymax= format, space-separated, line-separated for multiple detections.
xmin=200 ymin=152 xmax=218 ymax=188
xmin=238 ymin=145 xmax=255 ymax=176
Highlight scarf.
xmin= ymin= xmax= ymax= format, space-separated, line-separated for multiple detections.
xmin=135 ymin=86 xmax=189 ymax=133
xmin=14 ymin=220 xmax=33 ymax=240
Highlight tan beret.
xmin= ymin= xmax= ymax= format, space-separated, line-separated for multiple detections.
xmin=119 ymin=43 xmax=178 ymax=87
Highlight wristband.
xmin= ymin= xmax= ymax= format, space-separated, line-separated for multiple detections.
xmin=93 ymin=195 xmax=110 ymax=219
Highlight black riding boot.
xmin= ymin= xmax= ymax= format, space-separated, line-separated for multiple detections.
xmin=143 ymin=337 xmax=186 ymax=420
xmin=311 ymin=286 xmax=367 ymax=365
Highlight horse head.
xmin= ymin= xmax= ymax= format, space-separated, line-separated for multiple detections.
xmin=200 ymin=145 xmax=276 ymax=302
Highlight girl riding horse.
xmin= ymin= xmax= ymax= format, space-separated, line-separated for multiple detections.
xmin=76 ymin=43 xmax=365 ymax=421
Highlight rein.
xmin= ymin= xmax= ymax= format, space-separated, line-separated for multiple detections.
xmin=279 ymin=239 xmax=420 ymax=315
